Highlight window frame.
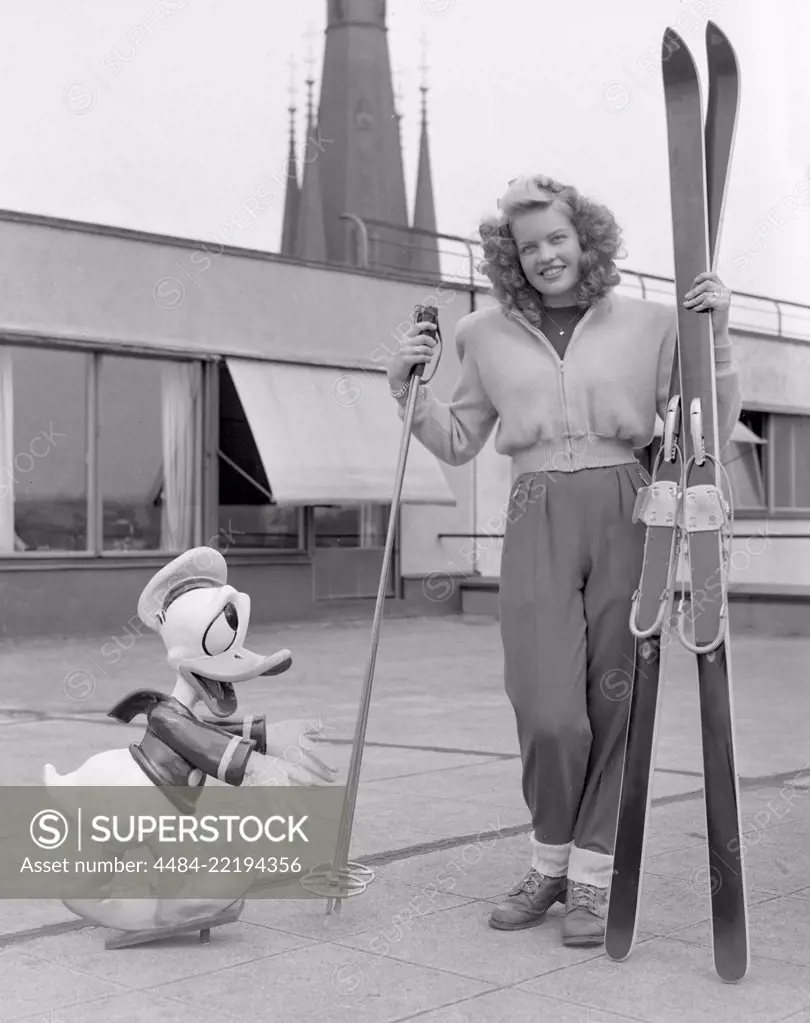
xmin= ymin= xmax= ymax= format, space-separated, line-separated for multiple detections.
xmin=708 ymin=409 xmax=810 ymax=522
xmin=0 ymin=342 xmax=92 ymax=558
xmin=0 ymin=343 xmax=312 ymax=560
xmin=94 ymin=350 xmax=205 ymax=557
xmin=766 ymin=412 xmax=810 ymax=518
xmin=722 ymin=409 xmax=768 ymax=520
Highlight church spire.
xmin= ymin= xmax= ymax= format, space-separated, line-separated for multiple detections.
xmin=280 ymin=55 xmax=301 ymax=257
xmin=294 ymin=26 xmax=328 ymax=263
xmin=411 ymin=33 xmax=441 ymax=277
xmin=316 ymin=0 xmax=410 ymax=267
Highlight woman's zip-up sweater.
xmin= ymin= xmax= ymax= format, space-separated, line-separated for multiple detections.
xmin=395 ymin=293 xmax=742 ymax=482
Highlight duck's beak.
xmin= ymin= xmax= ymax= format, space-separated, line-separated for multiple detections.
xmin=178 ymin=647 xmax=292 ymax=718
xmin=181 ymin=646 xmax=292 ymax=684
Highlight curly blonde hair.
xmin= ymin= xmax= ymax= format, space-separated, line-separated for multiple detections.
xmin=479 ymin=174 xmax=625 ymax=327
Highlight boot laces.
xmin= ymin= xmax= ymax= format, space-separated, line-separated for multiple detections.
xmin=570 ymin=881 xmax=601 ymax=913
xmin=512 ymin=868 xmax=554 ymax=896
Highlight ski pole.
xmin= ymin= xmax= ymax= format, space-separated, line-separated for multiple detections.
xmin=299 ymin=305 xmax=443 ymax=917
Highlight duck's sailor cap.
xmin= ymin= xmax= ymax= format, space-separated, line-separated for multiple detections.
xmin=138 ymin=546 xmax=228 ymax=631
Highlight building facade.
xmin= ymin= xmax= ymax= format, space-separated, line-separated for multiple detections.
xmin=1 ymin=208 xmax=809 ymax=639
xmin=0 ymin=208 xmax=479 ymax=638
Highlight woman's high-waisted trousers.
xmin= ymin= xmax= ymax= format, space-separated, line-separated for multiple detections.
xmin=499 ymin=463 xmax=649 ymax=889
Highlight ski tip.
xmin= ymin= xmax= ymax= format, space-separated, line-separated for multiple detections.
xmin=706 ymin=20 xmax=739 ymax=68
xmin=706 ymin=20 xmax=727 ymax=45
xmin=661 ymin=27 xmax=698 ymax=84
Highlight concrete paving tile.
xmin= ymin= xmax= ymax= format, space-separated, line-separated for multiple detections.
xmin=153 ymin=941 xmax=495 ymax=1023
xmin=398 ymin=989 xmax=648 ymax=1022
xmin=0 ymin=899 xmax=77 ymax=936
xmin=21 ymin=919 xmax=313 ymax=990
xmin=323 ymin=743 xmax=504 ymax=785
xmin=741 ymin=785 xmax=810 ymax=825
xmin=242 ymin=876 xmax=473 ymax=938
xmin=353 ymin=785 xmax=437 ymax=814
xmin=642 ymin=800 xmax=708 ymax=858
xmin=16 ymin=991 xmax=241 ymax=1023
xmin=350 ymin=821 xmax=451 ymax=858
xmin=671 ymin=894 xmax=810 ymax=969
xmin=0 ymin=949 xmax=127 ymax=1023
xmin=641 ymin=786 xmax=810 ymax=865
xmin=521 ymin=936 xmax=810 ymax=1023
xmin=645 ymin=817 xmax=810 ymax=896
xmin=649 ymin=773 xmax=702 ymax=802
xmin=337 ymin=900 xmax=605 ymax=987
xmin=631 ymin=872 xmax=779 ymax=939
xmin=356 ymin=774 xmax=528 ymax=819
xmin=651 ymin=638 xmax=810 ymax=781
xmin=777 ymin=1006 xmax=810 ymax=1023
xmin=373 ymin=796 xmax=529 ymax=839
xmin=374 ymin=833 xmax=535 ymax=901
xmin=377 ymin=758 xmax=527 ymax=805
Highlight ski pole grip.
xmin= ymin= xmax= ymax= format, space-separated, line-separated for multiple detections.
xmin=412 ymin=303 xmax=441 ymax=383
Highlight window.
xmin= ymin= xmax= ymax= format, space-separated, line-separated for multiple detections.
xmin=721 ymin=411 xmax=767 ymax=513
xmin=312 ymin=503 xmax=394 ymax=600
xmin=99 ymin=355 xmax=201 ymax=551
xmin=771 ymin=414 xmax=810 ymax=512
xmin=313 ymin=504 xmax=389 ymax=548
xmin=0 ymin=346 xmax=88 ymax=552
xmin=217 ymin=364 xmax=303 ymax=549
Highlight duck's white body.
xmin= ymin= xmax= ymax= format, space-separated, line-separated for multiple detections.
xmin=44 ymin=748 xmax=152 ymax=789
xmin=43 ymin=547 xmax=333 ymax=939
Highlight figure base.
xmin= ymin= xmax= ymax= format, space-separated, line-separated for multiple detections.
xmin=104 ymin=899 xmax=245 ymax=949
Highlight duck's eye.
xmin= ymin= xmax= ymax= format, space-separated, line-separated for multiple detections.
xmin=202 ymin=602 xmax=238 ymax=656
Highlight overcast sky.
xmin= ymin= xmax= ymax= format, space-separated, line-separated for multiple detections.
xmin=2 ymin=0 xmax=809 ymax=317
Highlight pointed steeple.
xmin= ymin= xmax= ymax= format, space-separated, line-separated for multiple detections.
xmin=392 ymin=66 xmax=404 ymax=150
xmin=411 ymin=35 xmax=441 ymax=277
xmin=280 ymin=56 xmax=301 ymax=257
xmin=316 ymin=0 xmax=411 ymax=268
xmin=294 ymin=29 xmax=328 ymax=263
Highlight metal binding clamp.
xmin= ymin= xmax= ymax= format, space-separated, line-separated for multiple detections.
xmin=628 ymin=442 xmax=684 ymax=639
xmin=631 ymin=480 xmax=680 ymax=530
xmin=682 ymin=482 xmax=728 ymax=534
xmin=677 ymin=455 xmax=732 ymax=654
xmin=689 ymin=398 xmax=706 ymax=465
xmin=663 ymin=394 xmax=681 ymax=463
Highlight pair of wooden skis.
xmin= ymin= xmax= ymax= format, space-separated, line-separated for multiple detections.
xmin=606 ymin=22 xmax=749 ymax=983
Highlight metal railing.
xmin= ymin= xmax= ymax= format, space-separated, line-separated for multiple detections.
xmin=340 ymin=214 xmax=810 ymax=342
xmin=615 ymin=268 xmax=810 ymax=342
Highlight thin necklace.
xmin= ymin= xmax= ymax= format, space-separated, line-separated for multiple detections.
xmin=543 ymin=307 xmax=577 ymax=336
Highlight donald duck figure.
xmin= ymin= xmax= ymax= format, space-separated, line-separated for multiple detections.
xmin=43 ymin=546 xmax=336 ymax=947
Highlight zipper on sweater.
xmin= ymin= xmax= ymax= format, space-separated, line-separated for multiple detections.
xmin=561 ymin=306 xmax=598 ymax=454
xmin=512 ymin=304 xmax=599 ymax=464
xmin=559 ymin=363 xmax=573 ymax=456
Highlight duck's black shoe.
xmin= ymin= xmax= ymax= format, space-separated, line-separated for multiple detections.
xmin=488 ymin=868 xmax=567 ymax=931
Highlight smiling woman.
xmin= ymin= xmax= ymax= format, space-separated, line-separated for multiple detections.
xmin=386 ymin=171 xmax=742 ymax=949
xmin=496 ymin=188 xmax=623 ymax=358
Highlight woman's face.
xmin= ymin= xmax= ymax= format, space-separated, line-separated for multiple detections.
xmin=511 ymin=205 xmax=582 ymax=306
